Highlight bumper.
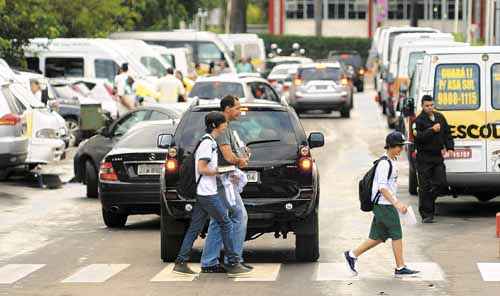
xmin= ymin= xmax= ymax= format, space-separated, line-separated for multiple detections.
xmin=291 ymin=94 xmax=349 ymax=110
xmin=99 ymin=181 xmax=161 ymax=214
xmin=26 ymin=138 xmax=65 ymax=164
xmin=447 ymin=173 xmax=500 ymax=189
xmin=0 ymin=152 xmax=28 ymax=169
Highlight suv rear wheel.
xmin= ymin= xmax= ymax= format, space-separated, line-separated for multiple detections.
xmin=340 ymin=105 xmax=351 ymax=118
xmin=102 ymin=208 xmax=127 ymax=228
xmin=160 ymin=201 xmax=184 ymax=262
xmin=295 ymin=210 xmax=319 ymax=262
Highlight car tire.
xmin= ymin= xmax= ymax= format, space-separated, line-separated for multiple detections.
xmin=295 ymin=210 xmax=319 ymax=262
xmin=160 ymin=201 xmax=184 ymax=262
xmin=102 ymin=208 xmax=127 ymax=228
xmin=85 ymin=161 xmax=98 ymax=198
xmin=340 ymin=105 xmax=350 ymax=118
xmin=409 ymin=166 xmax=418 ymax=195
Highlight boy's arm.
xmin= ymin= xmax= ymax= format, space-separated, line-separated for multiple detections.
xmin=379 ymin=187 xmax=407 ymax=214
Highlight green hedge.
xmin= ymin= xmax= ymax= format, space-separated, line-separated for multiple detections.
xmin=258 ymin=34 xmax=372 ymax=62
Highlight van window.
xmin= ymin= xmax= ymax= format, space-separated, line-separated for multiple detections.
xmin=408 ymin=52 xmax=425 ymax=77
xmin=492 ymin=64 xmax=500 ymax=109
xmin=161 ymin=54 xmax=176 ymax=69
xmin=26 ymin=57 xmax=40 ymax=73
xmin=95 ymin=59 xmax=119 ymax=81
xmin=433 ymin=64 xmax=480 ymax=110
xmin=198 ymin=42 xmax=224 ymax=64
xmin=140 ymin=56 xmax=167 ymax=77
xmin=45 ymin=58 xmax=84 ymax=78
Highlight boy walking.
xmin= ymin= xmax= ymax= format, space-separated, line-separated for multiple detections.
xmin=344 ymin=131 xmax=420 ymax=277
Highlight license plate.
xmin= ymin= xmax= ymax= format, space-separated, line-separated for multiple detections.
xmin=316 ymin=85 xmax=327 ymax=90
xmin=137 ymin=164 xmax=162 ymax=175
xmin=246 ymin=171 xmax=259 ymax=183
xmin=446 ymin=148 xmax=472 ymax=159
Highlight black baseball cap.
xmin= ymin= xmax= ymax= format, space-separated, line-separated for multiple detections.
xmin=384 ymin=131 xmax=409 ymax=149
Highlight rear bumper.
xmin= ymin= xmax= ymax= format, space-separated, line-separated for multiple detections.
xmin=26 ymin=138 xmax=65 ymax=164
xmin=447 ymin=173 xmax=500 ymax=189
xmin=291 ymin=95 xmax=349 ymax=110
xmin=0 ymin=152 xmax=28 ymax=169
xmin=99 ymin=181 xmax=160 ymax=214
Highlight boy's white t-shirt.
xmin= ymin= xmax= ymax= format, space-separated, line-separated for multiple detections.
xmin=195 ymin=135 xmax=218 ymax=196
xmin=371 ymin=156 xmax=398 ymax=205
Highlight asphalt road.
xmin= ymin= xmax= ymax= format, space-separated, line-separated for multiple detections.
xmin=1 ymin=89 xmax=500 ymax=296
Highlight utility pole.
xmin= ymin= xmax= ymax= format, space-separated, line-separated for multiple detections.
xmin=467 ymin=0 xmax=473 ymax=43
xmin=314 ymin=0 xmax=322 ymax=36
xmin=225 ymin=0 xmax=231 ymax=33
xmin=454 ymin=0 xmax=459 ymax=33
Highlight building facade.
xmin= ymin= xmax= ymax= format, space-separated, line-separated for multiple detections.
xmin=268 ymin=0 xmax=488 ymax=39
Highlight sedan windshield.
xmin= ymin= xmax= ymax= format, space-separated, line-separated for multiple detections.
xmin=189 ymin=82 xmax=245 ymax=99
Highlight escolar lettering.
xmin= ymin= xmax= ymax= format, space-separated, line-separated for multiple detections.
xmin=450 ymin=124 xmax=500 ymax=139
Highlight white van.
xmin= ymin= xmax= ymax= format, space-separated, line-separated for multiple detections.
xmin=24 ymin=38 xmax=150 ymax=82
xmin=219 ymin=34 xmax=266 ymax=73
xmin=149 ymin=45 xmax=195 ymax=77
xmin=403 ymin=46 xmax=500 ymax=201
xmin=109 ymin=30 xmax=236 ymax=73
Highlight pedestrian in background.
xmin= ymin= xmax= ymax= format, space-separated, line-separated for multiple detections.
xmin=415 ymin=95 xmax=454 ymax=223
xmin=155 ymin=68 xmax=186 ymax=104
xmin=344 ymin=131 xmax=420 ymax=277
xmin=114 ymin=63 xmax=135 ymax=116
xmin=175 ymin=70 xmax=192 ymax=100
xmin=200 ymin=95 xmax=251 ymax=273
xmin=173 ymin=111 xmax=251 ymax=277
xmin=241 ymin=57 xmax=254 ymax=73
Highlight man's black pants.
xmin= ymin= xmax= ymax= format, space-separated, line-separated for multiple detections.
xmin=417 ymin=160 xmax=447 ymax=219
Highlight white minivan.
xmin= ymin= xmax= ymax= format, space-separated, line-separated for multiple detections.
xmin=403 ymin=46 xmax=500 ymax=201
xmin=109 ymin=30 xmax=236 ymax=73
xmin=149 ymin=45 xmax=195 ymax=77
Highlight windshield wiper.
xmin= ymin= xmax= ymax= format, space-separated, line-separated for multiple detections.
xmin=246 ymin=139 xmax=281 ymax=146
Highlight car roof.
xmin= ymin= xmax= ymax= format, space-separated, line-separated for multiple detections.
xmin=425 ymin=46 xmax=500 ymax=55
xmin=299 ymin=62 xmax=341 ymax=68
xmin=190 ymin=98 xmax=287 ymax=112
xmin=194 ymin=74 xmax=268 ymax=84
xmin=268 ymin=56 xmax=314 ymax=63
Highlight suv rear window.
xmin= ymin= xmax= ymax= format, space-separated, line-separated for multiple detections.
xmin=298 ymin=67 xmax=341 ymax=81
xmin=177 ymin=109 xmax=299 ymax=160
xmin=328 ymin=53 xmax=362 ymax=69
xmin=434 ymin=64 xmax=480 ymax=110
xmin=189 ymin=82 xmax=244 ymax=99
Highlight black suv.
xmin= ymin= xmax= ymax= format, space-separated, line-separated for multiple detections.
xmin=328 ymin=50 xmax=365 ymax=92
xmin=158 ymin=99 xmax=324 ymax=262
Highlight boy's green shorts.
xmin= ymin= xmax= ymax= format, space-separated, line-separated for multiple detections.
xmin=369 ymin=204 xmax=403 ymax=242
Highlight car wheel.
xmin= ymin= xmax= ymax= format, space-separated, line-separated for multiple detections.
xmin=340 ymin=105 xmax=350 ymax=118
xmin=85 ymin=161 xmax=98 ymax=198
xmin=161 ymin=200 xmax=184 ymax=262
xmin=65 ymin=118 xmax=80 ymax=147
xmin=295 ymin=210 xmax=319 ymax=262
xmin=102 ymin=208 xmax=127 ymax=228
xmin=409 ymin=166 xmax=418 ymax=195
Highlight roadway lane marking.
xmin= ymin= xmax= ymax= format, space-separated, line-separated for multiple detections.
xmin=477 ymin=263 xmax=500 ymax=281
xmin=314 ymin=262 xmax=445 ymax=281
xmin=0 ymin=264 xmax=45 ymax=284
xmin=61 ymin=264 xmax=129 ymax=283
xmin=150 ymin=263 xmax=199 ymax=282
xmin=233 ymin=263 xmax=281 ymax=282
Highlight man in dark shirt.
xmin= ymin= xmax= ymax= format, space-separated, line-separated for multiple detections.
xmin=414 ymin=95 xmax=454 ymax=223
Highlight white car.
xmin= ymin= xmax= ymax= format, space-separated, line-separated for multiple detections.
xmin=267 ymin=64 xmax=300 ymax=97
xmin=188 ymin=74 xmax=284 ymax=104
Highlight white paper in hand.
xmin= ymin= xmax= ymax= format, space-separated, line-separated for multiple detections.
xmin=399 ymin=206 xmax=417 ymax=226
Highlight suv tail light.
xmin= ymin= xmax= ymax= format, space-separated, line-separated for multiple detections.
xmin=165 ymin=147 xmax=178 ymax=173
xmin=340 ymin=75 xmax=349 ymax=86
xmin=298 ymin=145 xmax=313 ymax=173
xmin=294 ymin=74 xmax=303 ymax=86
xmin=0 ymin=113 xmax=21 ymax=126
xmin=99 ymin=162 xmax=118 ymax=181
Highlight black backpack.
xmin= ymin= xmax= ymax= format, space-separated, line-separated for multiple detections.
xmin=358 ymin=156 xmax=393 ymax=212
xmin=177 ymin=135 xmax=214 ymax=199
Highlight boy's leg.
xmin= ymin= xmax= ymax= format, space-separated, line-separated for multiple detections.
xmin=176 ymin=203 xmax=208 ymax=263
xmin=391 ymin=239 xmax=405 ymax=269
xmin=200 ymin=219 xmax=222 ymax=268
xmin=353 ymin=239 xmax=383 ymax=257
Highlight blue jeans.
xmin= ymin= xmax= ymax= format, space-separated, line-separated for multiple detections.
xmin=175 ymin=194 xmax=239 ymax=265
xmin=201 ymin=194 xmax=247 ymax=267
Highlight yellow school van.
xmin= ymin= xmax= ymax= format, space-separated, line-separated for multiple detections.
xmin=404 ymin=46 xmax=500 ymax=201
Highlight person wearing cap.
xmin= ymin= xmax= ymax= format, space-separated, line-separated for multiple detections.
xmin=344 ymin=131 xmax=420 ymax=277
xmin=414 ymin=95 xmax=454 ymax=223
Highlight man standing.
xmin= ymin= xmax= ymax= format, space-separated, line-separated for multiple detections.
xmin=344 ymin=132 xmax=419 ymax=277
xmin=114 ymin=63 xmax=135 ymax=116
xmin=200 ymin=95 xmax=251 ymax=273
xmin=155 ymin=68 xmax=186 ymax=104
xmin=415 ymin=95 xmax=454 ymax=223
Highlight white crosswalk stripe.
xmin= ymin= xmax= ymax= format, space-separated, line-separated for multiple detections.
xmin=315 ymin=262 xmax=445 ymax=281
xmin=477 ymin=263 xmax=500 ymax=281
xmin=233 ymin=263 xmax=281 ymax=282
xmin=0 ymin=264 xmax=45 ymax=284
xmin=61 ymin=264 xmax=130 ymax=283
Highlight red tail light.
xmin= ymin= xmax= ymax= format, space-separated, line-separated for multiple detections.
xmin=0 ymin=114 xmax=21 ymax=126
xmin=283 ymin=85 xmax=290 ymax=91
xmin=165 ymin=159 xmax=178 ymax=173
xmin=99 ymin=162 xmax=118 ymax=181
xmin=298 ymin=146 xmax=313 ymax=172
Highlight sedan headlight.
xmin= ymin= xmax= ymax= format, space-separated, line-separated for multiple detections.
xmin=36 ymin=128 xmax=59 ymax=139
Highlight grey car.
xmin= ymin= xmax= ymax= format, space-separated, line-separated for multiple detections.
xmin=0 ymin=82 xmax=29 ymax=178
xmin=288 ymin=62 xmax=354 ymax=118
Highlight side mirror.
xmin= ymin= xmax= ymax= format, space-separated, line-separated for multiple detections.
xmin=158 ymin=134 xmax=174 ymax=149
xmin=308 ymin=132 xmax=325 ymax=149
xmin=403 ymin=97 xmax=415 ymax=117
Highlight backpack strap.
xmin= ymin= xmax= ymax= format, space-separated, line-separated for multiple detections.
xmin=373 ymin=156 xmax=393 ymax=205
xmin=194 ymin=135 xmax=215 ymax=186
